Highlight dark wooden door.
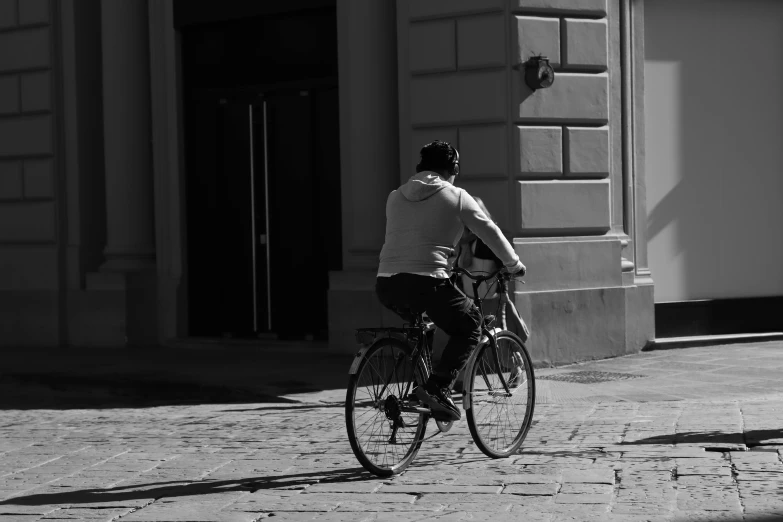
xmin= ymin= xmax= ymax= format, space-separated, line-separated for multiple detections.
xmin=186 ymin=89 xmax=340 ymax=339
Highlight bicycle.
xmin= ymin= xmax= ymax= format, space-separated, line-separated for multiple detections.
xmin=345 ymin=266 xmax=535 ymax=476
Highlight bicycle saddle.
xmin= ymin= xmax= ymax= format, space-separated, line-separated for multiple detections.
xmin=391 ymin=304 xmax=425 ymax=323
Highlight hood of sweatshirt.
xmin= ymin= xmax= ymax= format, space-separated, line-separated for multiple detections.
xmin=399 ymin=172 xmax=451 ymax=202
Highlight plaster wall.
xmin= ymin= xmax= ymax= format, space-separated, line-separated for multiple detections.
xmin=645 ymin=0 xmax=783 ymax=302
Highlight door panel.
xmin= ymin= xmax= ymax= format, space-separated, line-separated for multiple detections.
xmin=265 ymin=94 xmax=315 ymax=337
xmin=186 ymin=90 xmax=340 ymax=339
xmin=218 ymin=103 xmax=256 ymax=335
xmin=187 ymin=100 xmax=259 ymax=336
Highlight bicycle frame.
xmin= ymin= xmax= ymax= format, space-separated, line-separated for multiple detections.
xmin=455 ymin=268 xmax=526 ymax=411
xmin=351 ymin=319 xmax=435 ymax=414
xmin=351 ymin=268 xmax=523 ymax=414
xmin=346 ymin=268 xmax=533 ymax=473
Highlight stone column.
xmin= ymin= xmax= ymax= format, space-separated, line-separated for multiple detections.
xmin=99 ymin=0 xmax=155 ymax=272
xmin=336 ymin=0 xmax=399 ymax=270
xmin=328 ymin=0 xmax=400 ymax=350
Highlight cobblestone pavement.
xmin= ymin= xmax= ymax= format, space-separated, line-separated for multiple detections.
xmin=2 ymin=342 xmax=783 ymax=521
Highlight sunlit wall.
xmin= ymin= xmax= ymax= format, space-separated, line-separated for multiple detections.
xmin=645 ymin=0 xmax=783 ymax=302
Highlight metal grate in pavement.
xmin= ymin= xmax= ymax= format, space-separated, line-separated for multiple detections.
xmin=539 ymin=370 xmax=645 ymax=384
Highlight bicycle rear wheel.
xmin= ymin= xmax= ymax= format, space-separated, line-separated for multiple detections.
xmin=465 ymin=330 xmax=535 ymax=458
xmin=346 ymin=338 xmax=427 ymax=476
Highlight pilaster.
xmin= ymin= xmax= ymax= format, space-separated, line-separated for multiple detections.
xmin=97 ymin=0 xmax=155 ymax=273
xmin=74 ymin=0 xmax=158 ymax=347
xmin=329 ymin=0 xmax=400 ymax=349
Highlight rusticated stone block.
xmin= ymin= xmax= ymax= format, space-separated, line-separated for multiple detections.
xmin=411 ymin=70 xmax=506 ymax=125
xmin=0 ymin=201 xmax=55 ymax=241
xmin=0 ymin=115 xmax=53 ymax=156
xmin=516 ymin=179 xmax=610 ymax=232
xmin=0 ymin=28 xmax=50 ymax=71
xmin=19 ymin=0 xmax=49 ymax=25
xmin=514 ymin=0 xmax=607 ymax=16
xmin=0 ymin=161 xmax=22 ymax=199
xmin=564 ymin=18 xmax=608 ymax=69
xmin=0 ymin=246 xmax=57 ymax=290
xmin=0 ymin=75 xmax=19 ymax=114
xmin=514 ymin=16 xmax=560 ymax=66
xmin=23 ymin=159 xmax=53 ymax=198
xmin=458 ymin=14 xmax=505 ymax=69
xmin=409 ymin=0 xmax=504 ymax=19
xmin=0 ymin=0 xmax=15 ymax=29
xmin=566 ymin=126 xmax=609 ymax=176
xmin=0 ymin=289 xmax=59 ymax=345
xmin=514 ymin=72 xmax=608 ymax=123
xmin=21 ymin=71 xmax=50 ymax=112
xmin=512 ymin=236 xmax=622 ymax=292
xmin=459 ymin=124 xmax=506 ymax=176
xmin=458 ymin=179 xmax=509 ymax=231
xmin=516 ymin=126 xmax=562 ymax=175
xmin=410 ymin=20 xmax=455 ymax=74
xmin=411 ymin=127 xmax=458 ymax=172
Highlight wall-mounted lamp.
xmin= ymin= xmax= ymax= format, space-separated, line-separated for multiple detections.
xmin=524 ymin=55 xmax=555 ymax=91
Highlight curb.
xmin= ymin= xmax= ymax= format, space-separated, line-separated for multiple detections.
xmin=644 ymin=332 xmax=783 ymax=351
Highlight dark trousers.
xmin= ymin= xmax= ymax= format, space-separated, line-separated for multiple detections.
xmin=375 ymin=274 xmax=482 ymax=387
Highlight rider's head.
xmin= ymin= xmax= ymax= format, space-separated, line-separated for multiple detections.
xmin=416 ymin=140 xmax=460 ymax=182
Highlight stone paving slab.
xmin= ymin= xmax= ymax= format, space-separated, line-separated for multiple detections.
xmin=1 ymin=341 xmax=783 ymax=520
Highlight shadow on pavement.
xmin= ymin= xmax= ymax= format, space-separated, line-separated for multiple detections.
xmin=621 ymin=429 xmax=783 ymax=447
xmin=0 ymin=468 xmax=374 ymax=507
xmin=226 ymin=403 xmax=346 ymax=412
xmin=0 ymin=344 xmax=353 ymax=410
xmin=5 ymin=471 xmax=783 ymax=522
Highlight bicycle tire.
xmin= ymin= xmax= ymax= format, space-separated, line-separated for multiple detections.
xmin=465 ymin=330 xmax=535 ymax=458
xmin=345 ymin=338 xmax=427 ymax=476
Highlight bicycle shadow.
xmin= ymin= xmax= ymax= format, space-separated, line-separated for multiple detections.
xmin=621 ymin=429 xmax=783 ymax=447
xmin=0 ymin=467 xmax=374 ymax=507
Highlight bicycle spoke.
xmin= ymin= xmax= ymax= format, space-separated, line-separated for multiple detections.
xmin=466 ymin=334 xmax=535 ymax=458
xmin=347 ymin=340 xmax=427 ymax=475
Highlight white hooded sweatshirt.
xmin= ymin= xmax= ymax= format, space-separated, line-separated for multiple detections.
xmin=377 ymin=172 xmax=522 ymax=278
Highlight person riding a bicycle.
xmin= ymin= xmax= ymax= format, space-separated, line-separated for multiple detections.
xmin=376 ymin=140 xmax=526 ymax=422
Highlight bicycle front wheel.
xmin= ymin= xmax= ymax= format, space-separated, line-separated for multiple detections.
xmin=466 ymin=330 xmax=535 ymax=458
xmin=345 ymin=338 xmax=427 ymax=476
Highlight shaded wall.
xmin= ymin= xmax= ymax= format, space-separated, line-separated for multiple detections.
xmin=327 ymin=0 xmax=401 ymax=348
xmin=0 ymin=0 xmax=163 ymax=348
xmin=0 ymin=0 xmax=62 ymax=345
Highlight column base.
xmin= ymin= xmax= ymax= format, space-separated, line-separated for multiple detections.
xmin=508 ymin=236 xmax=654 ymax=365
xmin=327 ymin=269 xmax=401 ymax=353
xmin=327 ymin=245 xmax=656 ymax=364
xmin=0 ymin=291 xmax=59 ymax=346
xmin=512 ymin=284 xmax=654 ymax=367
xmin=99 ymin=257 xmax=156 ymax=274
xmin=70 ymin=269 xmax=158 ymax=347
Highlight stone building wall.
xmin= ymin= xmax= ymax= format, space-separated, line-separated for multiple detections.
xmin=0 ymin=0 xmax=61 ymax=345
xmin=0 ymin=0 xmax=654 ymax=360
xmin=395 ymin=0 xmax=653 ymax=364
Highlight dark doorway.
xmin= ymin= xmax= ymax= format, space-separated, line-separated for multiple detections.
xmin=178 ymin=3 xmax=341 ymax=340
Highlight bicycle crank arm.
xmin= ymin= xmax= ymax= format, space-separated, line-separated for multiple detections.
xmin=401 ymin=405 xmax=431 ymax=414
